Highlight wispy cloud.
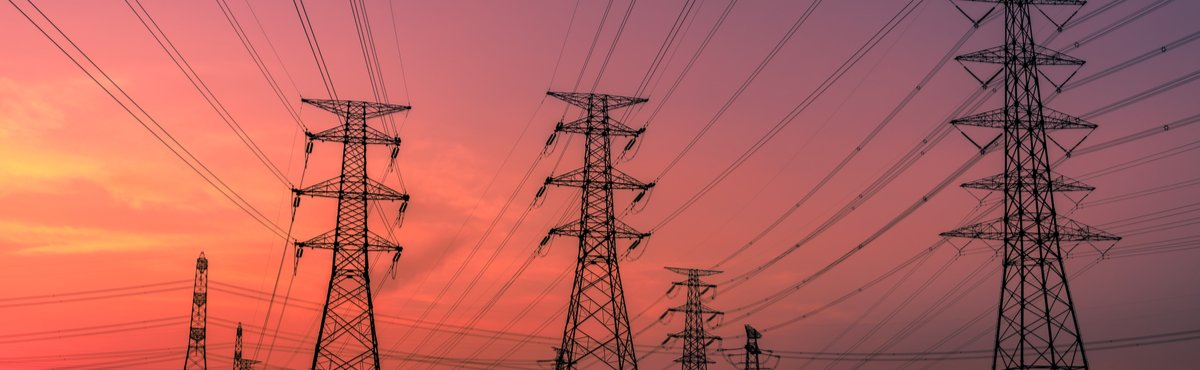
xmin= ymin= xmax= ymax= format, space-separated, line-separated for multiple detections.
xmin=0 ymin=220 xmax=204 ymax=255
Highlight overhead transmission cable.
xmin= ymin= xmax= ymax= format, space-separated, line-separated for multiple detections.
xmin=7 ymin=0 xmax=290 ymax=241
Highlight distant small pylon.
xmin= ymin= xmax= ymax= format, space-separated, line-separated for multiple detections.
xmin=718 ymin=325 xmax=780 ymax=370
xmin=233 ymin=322 xmax=259 ymax=370
xmin=662 ymin=267 xmax=723 ymax=370
xmin=184 ymin=252 xmax=207 ymax=370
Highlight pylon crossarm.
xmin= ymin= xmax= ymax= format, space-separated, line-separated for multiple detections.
xmin=547 ymin=167 xmax=653 ymax=190
xmin=547 ymin=91 xmax=648 ymax=111
xmin=951 ymin=107 xmax=1096 ymax=130
xmin=961 ymin=0 xmax=1085 ymax=5
xmin=1058 ymin=218 xmax=1121 ymax=242
xmin=957 ymin=44 xmax=1084 ymax=66
xmin=665 ymin=267 xmax=722 ymax=276
xmin=1039 ymin=107 xmax=1097 ymax=129
xmin=295 ymin=229 xmax=404 ymax=253
xmin=557 ymin=116 xmax=644 ymax=137
xmin=307 ymin=124 xmax=402 ymax=146
xmin=547 ymin=219 xmax=648 ymax=240
xmin=294 ymin=177 xmax=410 ymax=201
xmin=301 ymin=98 xmax=411 ymax=119
xmin=941 ymin=217 xmax=1120 ymax=242
xmin=961 ymin=172 xmax=1094 ymax=192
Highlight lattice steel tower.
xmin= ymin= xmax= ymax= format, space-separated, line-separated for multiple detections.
xmin=663 ymin=267 xmax=722 ymax=370
xmin=539 ymin=91 xmax=653 ymax=369
xmin=720 ymin=325 xmax=777 ymax=370
xmin=941 ymin=1 xmax=1120 ymax=369
xmin=233 ymin=322 xmax=259 ymax=370
xmin=184 ymin=252 xmax=207 ymax=370
xmin=293 ymin=98 xmax=409 ymax=369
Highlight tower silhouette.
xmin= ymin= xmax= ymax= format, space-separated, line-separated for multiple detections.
xmin=184 ymin=252 xmax=207 ymax=370
xmin=293 ymin=98 xmax=409 ymax=369
xmin=940 ymin=1 xmax=1120 ymax=369
xmin=234 ymin=322 xmax=259 ymax=370
xmin=663 ymin=267 xmax=722 ymax=370
xmin=719 ymin=325 xmax=778 ymax=370
xmin=539 ymin=91 xmax=653 ymax=369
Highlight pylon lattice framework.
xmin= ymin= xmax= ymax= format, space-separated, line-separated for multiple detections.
xmin=293 ymin=98 xmax=409 ymax=370
xmin=719 ymin=325 xmax=777 ymax=370
xmin=663 ymin=267 xmax=723 ymax=370
xmin=539 ymin=91 xmax=654 ymax=370
xmin=940 ymin=1 xmax=1120 ymax=370
xmin=184 ymin=252 xmax=207 ymax=370
xmin=234 ymin=322 xmax=260 ymax=370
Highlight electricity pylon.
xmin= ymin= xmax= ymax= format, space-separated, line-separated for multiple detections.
xmin=293 ymin=98 xmax=409 ymax=369
xmin=719 ymin=325 xmax=778 ymax=370
xmin=940 ymin=1 xmax=1120 ymax=369
xmin=234 ymin=322 xmax=259 ymax=370
xmin=538 ymin=91 xmax=654 ymax=370
xmin=662 ymin=267 xmax=722 ymax=370
xmin=184 ymin=252 xmax=207 ymax=370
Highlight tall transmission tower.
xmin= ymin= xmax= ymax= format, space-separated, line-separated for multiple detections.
xmin=719 ymin=325 xmax=778 ymax=370
xmin=538 ymin=91 xmax=654 ymax=370
xmin=940 ymin=1 xmax=1120 ymax=369
xmin=234 ymin=322 xmax=259 ymax=370
xmin=662 ymin=267 xmax=723 ymax=370
xmin=184 ymin=252 xmax=207 ymax=370
xmin=293 ymin=98 xmax=409 ymax=369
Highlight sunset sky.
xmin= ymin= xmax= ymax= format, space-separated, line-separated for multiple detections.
xmin=2 ymin=0 xmax=1199 ymax=369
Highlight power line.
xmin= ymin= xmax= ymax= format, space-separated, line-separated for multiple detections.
xmin=715 ymin=9 xmax=1197 ymax=290
xmin=7 ymin=0 xmax=291 ymax=240
xmin=0 ymin=279 xmax=188 ymax=303
xmin=651 ymin=0 xmax=826 ymax=180
xmin=125 ymin=0 xmax=294 ymax=190
xmin=290 ymin=0 xmax=339 ymax=99
xmin=632 ymin=14 xmax=1188 ymax=349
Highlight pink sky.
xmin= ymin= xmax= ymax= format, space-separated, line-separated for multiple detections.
xmin=2 ymin=0 xmax=1199 ymax=369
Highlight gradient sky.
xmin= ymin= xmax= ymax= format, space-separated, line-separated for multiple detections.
xmin=2 ymin=0 xmax=1199 ymax=369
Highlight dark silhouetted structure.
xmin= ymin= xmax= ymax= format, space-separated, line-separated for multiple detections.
xmin=293 ymin=98 xmax=409 ymax=369
xmin=719 ymin=325 xmax=778 ymax=370
xmin=941 ymin=1 xmax=1120 ymax=369
xmin=538 ymin=92 xmax=653 ymax=369
xmin=184 ymin=252 xmax=207 ymax=370
xmin=662 ymin=267 xmax=722 ymax=370
xmin=234 ymin=322 xmax=259 ymax=370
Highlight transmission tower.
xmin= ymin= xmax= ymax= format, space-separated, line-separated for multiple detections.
xmin=538 ymin=91 xmax=654 ymax=370
xmin=233 ymin=322 xmax=259 ymax=370
xmin=662 ymin=267 xmax=723 ymax=370
xmin=940 ymin=1 xmax=1120 ymax=369
xmin=293 ymin=98 xmax=409 ymax=369
xmin=718 ymin=325 xmax=778 ymax=370
xmin=184 ymin=252 xmax=207 ymax=370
